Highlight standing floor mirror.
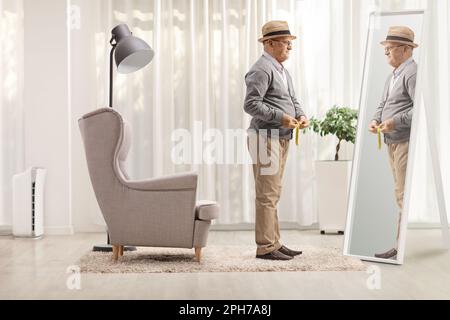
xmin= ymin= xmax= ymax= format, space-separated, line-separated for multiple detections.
xmin=344 ymin=11 xmax=424 ymax=265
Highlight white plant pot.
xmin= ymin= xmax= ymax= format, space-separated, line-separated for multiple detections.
xmin=315 ymin=160 xmax=352 ymax=234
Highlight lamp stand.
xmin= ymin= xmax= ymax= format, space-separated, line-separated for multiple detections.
xmin=92 ymin=233 xmax=137 ymax=252
xmin=109 ymin=40 xmax=117 ymax=108
xmin=91 ymin=37 xmax=137 ymax=253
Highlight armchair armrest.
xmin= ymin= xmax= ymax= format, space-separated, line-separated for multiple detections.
xmin=195 ymin=200 xmax=220 ymax=221
xmin=123 ymin=172 xmax=198 ymax=191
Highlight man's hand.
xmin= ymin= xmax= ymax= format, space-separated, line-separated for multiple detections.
xmin=369 ymin=120 xmax=379 ymax=134
xmin=282 ymin=114 xmax=299 ymax=129
xmin=379 ymin=119 xmax=395 ymax=133
xmin=297 ymin=116 xmax=310 ymax=129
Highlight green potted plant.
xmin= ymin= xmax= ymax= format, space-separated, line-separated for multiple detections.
xmin=307 ymin=106 xmax=358 ymax=161
xmin=305 ymin=106 xmax=358 ymax=234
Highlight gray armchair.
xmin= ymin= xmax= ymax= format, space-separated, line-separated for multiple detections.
xmin=78 ymin=108 xmax=219 ymax=262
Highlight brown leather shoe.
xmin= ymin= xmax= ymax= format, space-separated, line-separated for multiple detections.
xmin=374 ymin=248 xmax=397 ymax=260
xmin=256 ymin=250 xmax=293 ymax=260
xmin=278 ymin=245 xmax=303 ymax=257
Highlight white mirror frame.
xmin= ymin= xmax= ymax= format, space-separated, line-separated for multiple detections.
xmin=343 ymin=10 xmax=425 ymax=265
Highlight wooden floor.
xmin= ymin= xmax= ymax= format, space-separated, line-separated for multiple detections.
xmin=0 ymin=230 xmax=449 ymax=300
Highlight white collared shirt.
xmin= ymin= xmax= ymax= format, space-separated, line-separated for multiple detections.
xmin=389 ymin=57 xmax=414 ymax=96
xmin=263 ymin=51 xmax=288 ymax=89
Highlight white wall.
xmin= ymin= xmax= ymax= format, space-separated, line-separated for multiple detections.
xmin=23 ymin=0 xmax=72 ymax=234
xmin=0 ymin=0 xmax=24 ymax=229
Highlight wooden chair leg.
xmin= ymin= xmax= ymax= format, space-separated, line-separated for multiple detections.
xmin=195 ymin=247 xmax=202 ymax=263
xmin=112 ymin=245 xmax=119 ymax=262
xmin=119 ymin=246 xmax=124 ymax=257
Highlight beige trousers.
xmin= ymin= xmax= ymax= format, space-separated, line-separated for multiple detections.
xmin=387 ymin=141 xmax=409 ymax=241
xmin=248 ymin=133 xmax=290 ymax=255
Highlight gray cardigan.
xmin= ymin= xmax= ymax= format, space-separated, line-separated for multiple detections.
xmin=243 ymin=54 xmax=306 ymax=140
xmin=373 ymin=59 xmax=417 ymax=144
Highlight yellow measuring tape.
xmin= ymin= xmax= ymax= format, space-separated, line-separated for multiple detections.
xmin=377 ymin=127 xmax=382 ymax=150
xmin=295 ymin=125 xmax=300 ymax=146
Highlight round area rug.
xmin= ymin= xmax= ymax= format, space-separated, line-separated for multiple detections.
xmin=78 ymin=245 xmax=366 ymax=273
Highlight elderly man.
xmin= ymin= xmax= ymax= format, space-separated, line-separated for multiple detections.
xmin=369 ymin=26 xmax=418 ymax=260
xmin=244 ymin=21 xmax=309 ymax=261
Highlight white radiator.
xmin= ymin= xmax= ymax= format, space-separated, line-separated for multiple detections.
xmin=12 ymin=167 xmax=46 ymax=238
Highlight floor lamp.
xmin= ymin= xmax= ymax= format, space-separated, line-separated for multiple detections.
xmin=93 ymin=24 xmax=154 ymax=252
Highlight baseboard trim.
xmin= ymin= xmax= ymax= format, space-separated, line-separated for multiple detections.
xmin=211 ymin=222 xmax=449 ymax=231
xmin=73 ymin=225 xmax=107 ymax=233
xmin=211 ymin=222 xmax=319 ymax=231
xmin=0 ymin=225 xmax=12 ymax=236
xmin=66 ymin=222 xmax=450 ymax=234
xmin=44 ymin=226 xmax=75 ymax=235
xmin=408 ymin=223 xmax=450 ymax=229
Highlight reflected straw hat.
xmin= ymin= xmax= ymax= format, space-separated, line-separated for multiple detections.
xmin=380 ymin=26 xmax=419 ymax=48
xmin=258 ymin=20 xmax=297 ymax=43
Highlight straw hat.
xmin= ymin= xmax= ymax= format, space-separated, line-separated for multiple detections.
xmin=380 ymin=26 xmax=419 ymax=48
xmin=258 ymin=20 xmax=297 ymax=43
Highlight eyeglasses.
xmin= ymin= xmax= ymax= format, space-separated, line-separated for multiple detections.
xmin=384 ymin=45 xmax=404 ymax=53
xmin=272 ymin=40 xmax=293 ymax=47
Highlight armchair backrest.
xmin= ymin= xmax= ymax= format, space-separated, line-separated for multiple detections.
xmin=78 ymin=108 xmax=129 ymax=229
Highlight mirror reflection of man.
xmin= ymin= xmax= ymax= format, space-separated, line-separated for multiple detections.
xmin=244 ymin=21 xmax=309 ymax=260
xmin=369 ymin=26 xmax=418 ymax=260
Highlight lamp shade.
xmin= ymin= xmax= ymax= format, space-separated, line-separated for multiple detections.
xmin=111 ymin=24 xmax=154 ymax=74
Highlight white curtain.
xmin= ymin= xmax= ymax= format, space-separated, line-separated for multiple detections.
xmin=407 ymin=0 xmax=450 ymax=224
xmin=86 ymin=0 xmax=318 ymax=225
xmin=69 ymin=0 xmax=448 ymax=226
xmin=0 ymin=0 xmax=24 ymax=228
xmin=1 ymin=0 xmax=447 ymax=229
